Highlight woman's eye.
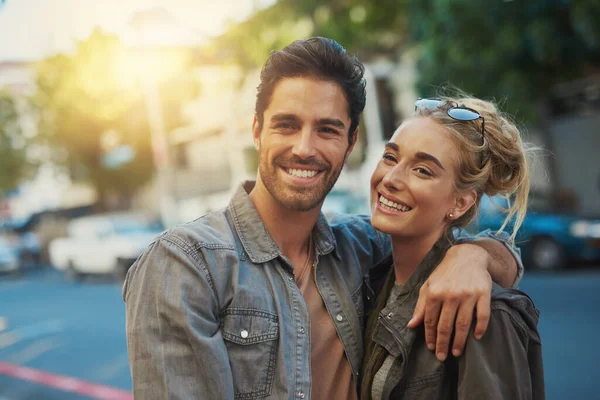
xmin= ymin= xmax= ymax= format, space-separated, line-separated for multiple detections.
xmin=415 ymin=167 xmax=433 ymax=176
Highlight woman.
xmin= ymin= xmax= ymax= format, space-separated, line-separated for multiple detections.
xmin=360 ymin=97 xmax=544 ymax=399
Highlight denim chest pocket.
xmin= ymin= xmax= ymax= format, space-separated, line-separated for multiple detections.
xmin=220 ymin=308 xmax=279 ymax=399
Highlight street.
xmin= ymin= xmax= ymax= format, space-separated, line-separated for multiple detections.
xmin=0 ymin=268 xmax=131 ymax=400
xmin=1 ymin=266 xmax=599 ymax=400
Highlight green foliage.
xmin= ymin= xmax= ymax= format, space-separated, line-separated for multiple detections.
xmin=215 ymin=0 xmax=409 ymax=68
xmin=219 ymin=0 xmax=599 ymax=123
xmin=407 ymin=0 xmax=600 ymax=122
xmin=215 ymin=2 xmax=313 ymax=70
xmin=0 ymin=91 xmax=30 ymax=193
xmin=35 ymin=28 xmax=200 ymax=206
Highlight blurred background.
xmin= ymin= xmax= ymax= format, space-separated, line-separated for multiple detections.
xmin=0 ymin=0 xmax=599 ymax=399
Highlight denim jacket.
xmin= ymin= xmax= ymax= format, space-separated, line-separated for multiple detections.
xmin=123 ymin=181 xmax=523 ymax=400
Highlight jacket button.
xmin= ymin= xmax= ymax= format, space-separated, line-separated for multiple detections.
xmin=386 ymin=312 xmax=394 ymax=319
xmin=336 ymin=314 xmax=343 ymax=322
xmin=299 ymin=327 xmax=305 ymax=334
xmin=240 ymin=330 xmax=249 ymax=338
xmin=297 ymin=391 xmax=305 ymax=398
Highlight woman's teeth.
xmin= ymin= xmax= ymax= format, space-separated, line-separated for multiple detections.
xmin=379 ymin=195 xmax=411 ymax=212
xmin=287 ymin=168 xmax=318 ymax=178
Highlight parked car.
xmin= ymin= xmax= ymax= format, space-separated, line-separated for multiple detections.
xmin=19 ymin=231 xmax=42 ymax=265
xmin=48 ymin=213 xmax=164 ymax=280
xmin=322 ymin=190 xmax=370 ymax=218
xmin=0 ymin=235 xmax=21 ymax=275
xmin=473 ymin=193 xmax=600 ymax=270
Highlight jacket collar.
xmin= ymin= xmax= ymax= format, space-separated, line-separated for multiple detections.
xmin=228 ymin=181 xmax=338 ymax=264
xmin=372 ymin=236 xmax=453 ymax=357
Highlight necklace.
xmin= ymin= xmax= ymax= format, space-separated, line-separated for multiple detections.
xmin=295 ymin=233 xmax=314 ymax=284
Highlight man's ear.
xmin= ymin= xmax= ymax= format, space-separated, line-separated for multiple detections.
xmin=344 ymin=128 xmax=359 ymax=164
xmin=252 ymin=115 xmax=261 ymax=150
xmin=453 ymin=190 xmax=477 ymax=220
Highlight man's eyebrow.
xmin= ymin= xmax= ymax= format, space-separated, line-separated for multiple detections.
xmin=316 ymin=118 xmax=346 ymax=129
xmin=270 ymin=113 xmax=300 ymax=122
xmin=415 ymin=151 xmax=445 ymax=170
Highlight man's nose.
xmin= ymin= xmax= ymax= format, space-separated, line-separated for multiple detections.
xmin=291 ymin=128 xmax=317 ymax=159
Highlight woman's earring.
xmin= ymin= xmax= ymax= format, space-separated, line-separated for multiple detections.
xmin=447 ymin=212 xmax=454 ymax=220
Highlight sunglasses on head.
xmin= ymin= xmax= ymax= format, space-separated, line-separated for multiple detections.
xmin=414 ymin=98 xmax=485 ymax=137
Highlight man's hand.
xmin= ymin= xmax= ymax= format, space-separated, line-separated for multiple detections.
xmin=407 ymin=243 xmax=492 ymax=361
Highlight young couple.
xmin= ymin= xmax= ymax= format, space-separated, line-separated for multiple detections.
xmin=123 ymin=37 xmax=543 ymax=399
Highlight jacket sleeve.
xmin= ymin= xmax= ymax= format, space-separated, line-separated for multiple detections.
xmin=327 ymin=213 xmax=393 ymax=266
xmin=454 ymin=228 xmax=525 ymax=287
xmin=123 ymin=237 xmax=234 ymax=399
xmin=456 ymin=306 xmax=534 ymax=400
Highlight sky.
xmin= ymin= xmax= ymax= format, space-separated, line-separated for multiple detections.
xmin=0 ymin=0 xmax=275 ymax=61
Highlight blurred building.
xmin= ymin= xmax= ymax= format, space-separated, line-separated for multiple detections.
xmin=548 ymin=75 xmax=600 ymax=216
xmin=164 ymin=65 xmax=259 ymax=223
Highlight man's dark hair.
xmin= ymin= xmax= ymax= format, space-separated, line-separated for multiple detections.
xmin=255 ymin=37 xmax=366 ymax=145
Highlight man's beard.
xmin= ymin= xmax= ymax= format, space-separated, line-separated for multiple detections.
xmin=259 ymin=152 xmax=345 ymax=212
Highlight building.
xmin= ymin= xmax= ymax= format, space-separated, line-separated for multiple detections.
xmin=547 ymin=75 xmax=600 ymax=215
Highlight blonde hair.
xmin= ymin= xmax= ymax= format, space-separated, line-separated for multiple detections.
xmin=414 ymin=94 xmax=532 ymax=242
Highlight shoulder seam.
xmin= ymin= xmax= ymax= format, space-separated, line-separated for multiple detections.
xmin=160 ymin=235 xmax=217 ymax=297
xmin=490 ymin=303 xmax=531 ymax=341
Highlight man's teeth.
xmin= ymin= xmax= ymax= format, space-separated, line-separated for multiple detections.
xmin=287 ymin=168 xmax=318 ymax=178
xmin=379 ymin=195 xmax=411 ymax=212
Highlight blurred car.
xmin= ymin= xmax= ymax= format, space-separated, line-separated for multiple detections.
xmin=19 ymin=231 xmax=42 ymax=265
xmin=48 ymin=213 xmax=164 ymax=280
xmin=322 ymin=190 xmax=370 ymax=218
xmin=0 ymin=235 xmax=21 ymax=275
xmin=474 ymin=193 xmax=600 ymax=270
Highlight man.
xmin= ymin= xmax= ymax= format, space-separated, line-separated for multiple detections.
xmin=123 ymin=37 xmax=521 ymax=399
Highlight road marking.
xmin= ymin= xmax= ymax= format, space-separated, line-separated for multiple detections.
xmin=95 ymin=355 xmax=130 ymax=381
xmin=0 ymin=320 xmax=64 ymax=350
xmin=0 ymin=361 xmax=133 ymax=400
xmin=7 ymin=338 xmax=62 ymax=365
xmin=0 ymin=333 xmax=18 ymax=349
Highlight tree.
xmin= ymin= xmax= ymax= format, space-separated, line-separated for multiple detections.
xmin=218 ymin=0 xmax=599 ymax=123
xmin=408 ymin=0 xmax=600 ymax=123
xmin=0 ymin=91 xmax=31 ymax=193
xmin=215 ymin=0 xmax=409 ymax=70
xmin=35 ymin=28 xmax=199 ymax=209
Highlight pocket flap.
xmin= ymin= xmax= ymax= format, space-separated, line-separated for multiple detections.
xmin=221 ymin=309 xmax=279 ymax=345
